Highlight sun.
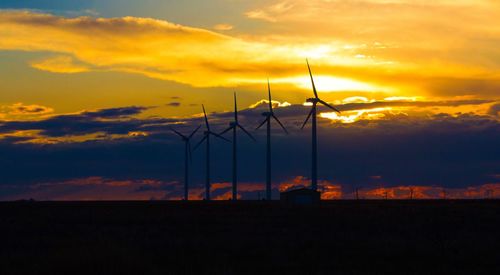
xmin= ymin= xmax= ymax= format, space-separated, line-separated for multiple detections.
xmin=289 ymin=75 xmax=384 ymax=92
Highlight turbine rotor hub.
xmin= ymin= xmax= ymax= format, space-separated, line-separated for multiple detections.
xmin=306 ymin=98 xmax=319 ymax=103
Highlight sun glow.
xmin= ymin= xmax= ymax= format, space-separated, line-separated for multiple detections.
xmin=320 ymin=107 xmax=392 ymax=123
xmin=288 ymin=76 xmax=386 ymax=92
xmin=384 ymin=96 xmax=420 ymax=102
xmin=296 ymin=45 xmax=334 ymax=59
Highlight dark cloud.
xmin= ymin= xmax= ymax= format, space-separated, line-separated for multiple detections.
xmin=0 ymin=106 xmax=172 ymax=138
xmin=166 ymin=102 xmax=181 ymax=107
xmin=12 ymin=105 xmax=51 ymax=114
xmin=82 ymin=106 xmax=149 ymax=118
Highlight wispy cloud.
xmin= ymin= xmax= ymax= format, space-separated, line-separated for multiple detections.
xmin=30 ymin=55 xmax=90 ymax=73
xmin=213 ymin=23 xmax=233 ymax=31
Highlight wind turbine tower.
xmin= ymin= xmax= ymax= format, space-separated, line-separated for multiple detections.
xmin=194 ymin=105 xmax=229 ymax=200
xmin=301 ymin=60 xmax=341 ymax=191
xmin=171 ymin=125 xmax=201 ymax=200
xmin=220 ymin=92 xmax=256 ymax=200
xmin=256 ymin=80 xmax=288 ymax=200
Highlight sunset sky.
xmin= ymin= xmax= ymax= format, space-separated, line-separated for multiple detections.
xmin=0 ymin=0 xmax=499 ymax=200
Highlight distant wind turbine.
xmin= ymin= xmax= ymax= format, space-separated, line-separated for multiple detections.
xmin=256 ymin=80 xmax=288 ymax=200
xmin=171 ymin=125 xmax=201 ymax=200
xmin=220 ymin=92 xmax=256 ymax=200
xmin=194 ymin=105 xmax=230 ymax=200
xmin=301 ymin=59 xmax=341 ymax=191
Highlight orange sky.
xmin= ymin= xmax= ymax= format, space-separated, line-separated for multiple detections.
xmin=1 ymin=1 xmax=499 ymax=124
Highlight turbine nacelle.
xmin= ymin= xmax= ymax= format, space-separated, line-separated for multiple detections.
xmin=261 ymin=111 xmax=273 ymax=117
xmin=220 ymin=92 xmax=256 ymax=142
xmin=306 ymin=98 xmax=319 ymax=104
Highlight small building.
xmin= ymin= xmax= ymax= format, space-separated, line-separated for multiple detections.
xmin=280 ymin=188 xmax=321 ymax=205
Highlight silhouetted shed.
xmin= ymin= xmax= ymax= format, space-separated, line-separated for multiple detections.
xmin=280 ymin=188 xmax=321 ymax=205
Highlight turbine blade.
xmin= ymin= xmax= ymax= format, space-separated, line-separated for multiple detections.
xmin=306 ymin=59 xmax=318 ymax=99
xmin=210 ymin=131 xmax=231 ymax=142
xmin=170 ymin=127 xmax=186 ymax=139
xmin=234 ymin=92 xmax=238 ymax=122
xmin=319 ymin=99 xmax=341 ymax=113
xmin=301 ymin=107 xmax=314 ymax=129
xmin=188 ymin=125 xmax=202 ymax=139
xmin=272 ymin=114 xmax=288 ymax=134
xmin=202 ymin=104 xmax=210 ymax=131
xmin=238 ymin=124 xmax=256 ymax=141
xmin=219 ymin=126 xmax=233 ymax=136
xmin=193 ymin=134 xmax=207 ymax=151
xmin=267 ymin=78 xmax=273 ymax=112
xmin=256 ymin=117 xmax=269 ymax=130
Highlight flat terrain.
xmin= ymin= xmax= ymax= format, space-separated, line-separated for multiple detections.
xmin=0 ymin=200 xmax=499 ymax=274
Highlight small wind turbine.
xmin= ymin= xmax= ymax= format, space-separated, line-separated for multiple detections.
xmin=301 ymin=59 xmax=341 ymax=191
xmin=220 ymin=92 xmax=256 ymax=201
xmin=256 ymin=80 xmax=288 ymax=200
xmin=171 ymin=125 xmax=201 ymax=201
xmin=194 ymin=105 xmax=230 ymax=200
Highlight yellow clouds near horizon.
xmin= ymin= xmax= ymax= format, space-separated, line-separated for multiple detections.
xmin=2 ymin=11 xmax=369 ymax=89
xmin=0 ymin=10 xmax=417 ymax=95
xmin=1 ymin=6 xmax=500 ymax=100
xmin=30 ymin=55 xmax=90 ymax=73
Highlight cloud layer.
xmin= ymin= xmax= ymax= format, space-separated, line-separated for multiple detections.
xmin=0 ymin=11 xmax=291 ymax=87
xmin=2 ymin=8 xmax=500 ymax=98
xmin=0 ymin=99 xmax=498 ymax=200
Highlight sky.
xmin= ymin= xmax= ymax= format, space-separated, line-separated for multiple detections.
xmin=0 ymin=0 xmax=499 ymax=200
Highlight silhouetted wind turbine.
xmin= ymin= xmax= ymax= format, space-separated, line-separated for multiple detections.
xmin=171 ymin=125 xmax=201 ymax=200
xmin=256 ymin=80 xmax=288 ymax=200
xmin=301 ymin=59 xmax=341 ymax=191
xmin=220 ymin=92 xmax=256 ymax=201
xmin=194 ymin=105 xmax=230 ymax=200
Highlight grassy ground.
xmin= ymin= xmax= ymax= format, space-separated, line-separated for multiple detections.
xmin=0 ymin=200 xmax=499 ymax=274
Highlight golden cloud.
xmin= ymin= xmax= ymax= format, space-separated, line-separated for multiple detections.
xmin=1 ymin=11 xmax=312 ymax=88
xmin=30 ymin=55 xmax=90 ymax=73
xmin=0 ymin=103 xmax=54 ymax=121
xmin=0 ymin=10 xmax=424 ymax=93
xmin=1 ymin=8 xmax=500 ymax=99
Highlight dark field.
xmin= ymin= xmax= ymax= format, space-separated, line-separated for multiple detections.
xmin=0 ymin=200 xmax=499 ymax=274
